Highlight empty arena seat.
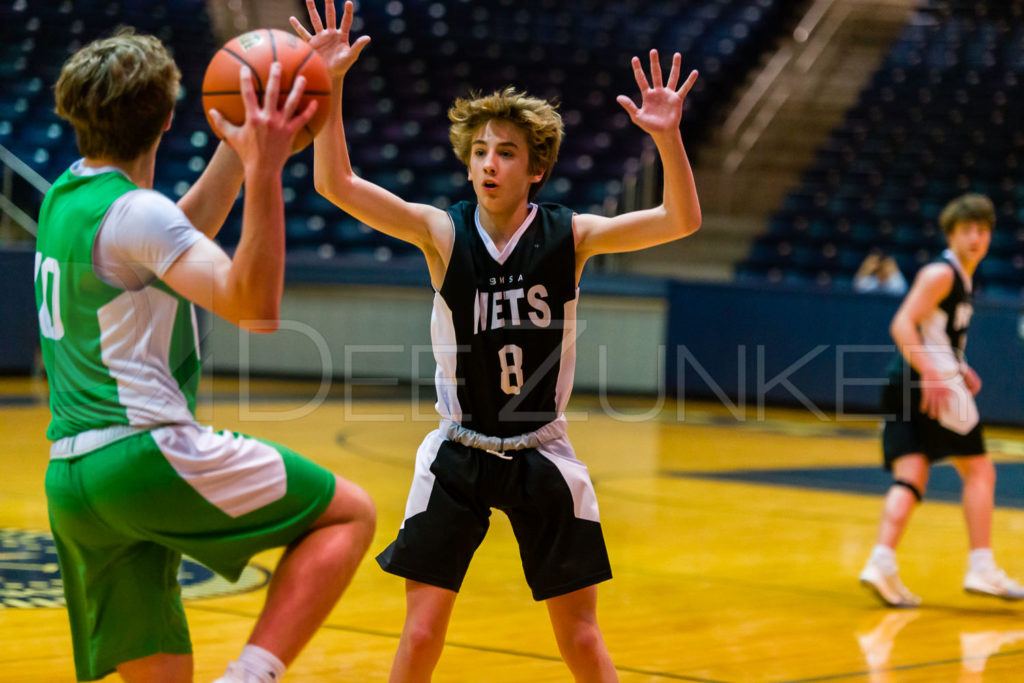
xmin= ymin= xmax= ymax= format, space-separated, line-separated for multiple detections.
xmin=740 ymin=0 xmax=1024 ymax=296
xmin=3 ymin=0 xmax=797 ymax=264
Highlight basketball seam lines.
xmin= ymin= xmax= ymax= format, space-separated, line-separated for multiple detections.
xmin=205 ymin=32 xmax=324 ymax=146
xmin=267 ymin=28 xmax=278 ymax=64
xmin=296 ymin=48 xmax=315 ymax=75
xmin=218 ymin=47 xmax=264 ymax=91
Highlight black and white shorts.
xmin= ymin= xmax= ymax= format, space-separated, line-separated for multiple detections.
xmin=881 ymin=380 xmax=986 ymax=470
xmin=376 ymin=429 xmax=612 ymax=601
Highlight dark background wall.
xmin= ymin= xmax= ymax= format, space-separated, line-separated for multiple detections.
xmin=666 ymin=281 xmax=1024 ymax=425
xmin=1 ymin=247 xmax=36 ymax=373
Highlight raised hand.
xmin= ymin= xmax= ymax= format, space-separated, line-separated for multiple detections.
xmin=290 ymin=0 xmax=370 ymax=79
xmin=616 ymin=50 xmax=698 ymax=138
xmin=208 ymin=63 xmax=317 ymax=172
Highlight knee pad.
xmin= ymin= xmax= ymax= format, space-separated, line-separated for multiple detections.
xmin=892 ymin=479 xmax=923 ymax=503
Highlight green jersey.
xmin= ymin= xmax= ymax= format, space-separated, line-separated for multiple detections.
xmin=35 ymin=165 xmax=201 ymax=442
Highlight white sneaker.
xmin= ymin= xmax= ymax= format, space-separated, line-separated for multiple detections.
xmin=964 ymin=566 xmax=1024 ymax=600
xmin=860 ymin=560 xmax=922 ymax=607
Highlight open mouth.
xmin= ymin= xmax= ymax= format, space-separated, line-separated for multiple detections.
xmin=482 ymin=180 xmax=498 ymax=189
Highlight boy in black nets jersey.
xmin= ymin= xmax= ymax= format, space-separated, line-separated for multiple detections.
xmin=859 ymin=193 xmax=1024 ymax=607
xmin=293 ymin=2 xmax=700 ymax=679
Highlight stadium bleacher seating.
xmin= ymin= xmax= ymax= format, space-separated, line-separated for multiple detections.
xmin=739 ymin=0 xmax=1024 ymax=298
xmin=1 ymin=0 xmax=795 ymax=263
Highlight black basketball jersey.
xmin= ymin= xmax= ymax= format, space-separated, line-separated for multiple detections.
xmin=432 ymin=201 xmax=578 ymax=437
xmin=888 ymin=249 xmax=974 ymax=382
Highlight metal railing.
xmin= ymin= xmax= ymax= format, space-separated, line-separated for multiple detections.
xmin=0 ymin=143 xmax=51 ymax=240
xmin=719 ymin=0 xmax=848 ymax=173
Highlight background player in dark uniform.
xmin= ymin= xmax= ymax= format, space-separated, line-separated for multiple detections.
xmin=292 ymin=2 xmax=700 ymax=680
xmin=859 ymin=193 xmax=1024 ymax=607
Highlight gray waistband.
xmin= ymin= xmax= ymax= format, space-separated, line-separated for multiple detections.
xmin=50 ymin=424 xmax=150 ymax=459
xmin=440 ymin=417 xmax=567 ymax=455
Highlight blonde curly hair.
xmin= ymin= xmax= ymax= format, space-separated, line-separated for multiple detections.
xmin=55 ymin=27 xmax=180 ymax=161
xmin=448 ymin=87 xmax=564 ymax=201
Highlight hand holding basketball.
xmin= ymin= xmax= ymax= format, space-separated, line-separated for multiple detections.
xmin=207 ymin=62 xmax=316 ymax=171
xmin=203 ymin=28 xmax=330 ymax=152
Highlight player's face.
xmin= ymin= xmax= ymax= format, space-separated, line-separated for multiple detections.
xmin=467 ymin=120 xmax=544 ymax=213
xmin=946 ymin=219 xmax=991 ymax=269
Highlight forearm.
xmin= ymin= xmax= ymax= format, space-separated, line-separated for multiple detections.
xmin=226 ymin=167 xmax=286 ymax=331
xmin=313 ymin=76 xmax=357 ymax=201
xmin=177 ymin=142 xmax=244 ymax=238
xmin=654 ymin=130 xmax=701 ymax=237
xmin=891 ymin=316 xmax=940 ymax=378
xmin=311 ymin=75 xmax=441 ymax=251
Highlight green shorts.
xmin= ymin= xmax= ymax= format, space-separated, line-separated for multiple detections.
xmin=45 ymin=427 xmax=336 ymax=681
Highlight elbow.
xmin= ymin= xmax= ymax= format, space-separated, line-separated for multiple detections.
xmin=683 ymin=211 xmax=702 ymax=237
xmin=246 ymin=320 xmax=279 ymax=334
xmin=313 ymin=170 xmax=354 ymax=205
xmin=661 ymin=203 xmax=701 ymax=239
xmin=312 ymin=166 xmax=336 ymax=200
xmin=217 ymin=273 xmax=282 ymax=333
xmin=236 ymin=304 xmax=280 ymax=334
xmin=672 ymin=208 xmax=701 ymax=239
xmin=313 ymin=176 xmax=333 ymax=202
xmin=888 ymin=318 xmax=904 ymax=343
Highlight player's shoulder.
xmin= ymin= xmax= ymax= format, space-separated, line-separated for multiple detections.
xmin=446 ymin=199 xmax=476 ymax=218
xmin=103 ymin=189 xmax=196 ymax=249
xmin=534 ymin=202 xmax=574 ymax=218
xmin=911 ymin=261 xmax=955 ymax=295
xmin=114 ymin=189 xmax=188 ymax=223
xmin=916 ymin=260 xmax=955 ymax=281
xmin=532 ymin=203 xmax=576 ymax=237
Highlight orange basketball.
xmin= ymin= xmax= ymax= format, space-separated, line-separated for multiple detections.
xmin=202 ymin=28 xmax=330 ymax=152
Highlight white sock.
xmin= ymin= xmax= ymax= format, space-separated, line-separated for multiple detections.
xmin=236 ymin=644 xmax=286 ymax=683
xmin=969 ymin=548 xmax=995 ymax=572
xmin=870 ymin=545 xmax=896 ymax=563
xmin=870 ymin=545 xmax=897 ymax=571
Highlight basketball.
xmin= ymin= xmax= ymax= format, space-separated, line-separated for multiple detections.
xmin=202 ymin=28 xmax=330 ymax=152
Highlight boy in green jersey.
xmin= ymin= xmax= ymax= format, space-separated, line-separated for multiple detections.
xmin=35 ymin=28 xmax=375 ymax=682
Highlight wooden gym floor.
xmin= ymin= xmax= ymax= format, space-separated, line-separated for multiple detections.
xmin=3 ymin=375 xmax=1024 ymax=682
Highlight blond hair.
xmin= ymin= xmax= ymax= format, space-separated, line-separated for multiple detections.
xmin=938 ymin=193 xmax=995 ymax=234
xmin=55 ymin=27 xmax=180 ymax=161
xmin=448 ymin=87 xmax=564 ymax=201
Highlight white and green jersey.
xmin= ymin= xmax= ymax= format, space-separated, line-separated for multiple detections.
xmin=35 ymin=162 xmax=202 ymax=442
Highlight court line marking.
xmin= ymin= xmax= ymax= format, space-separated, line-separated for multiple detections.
xmin=187 ymin=604 xmax=731 ymax=682
xmin=335 ymin=428 xmax=411 ymax=468
xmin=651 ymin=411 xmax=1024 ymax=458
